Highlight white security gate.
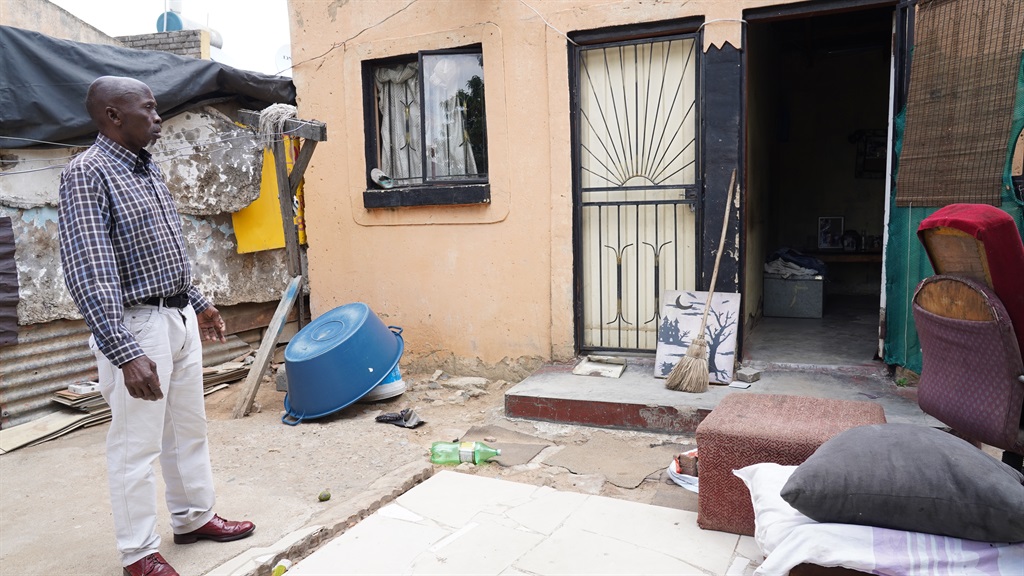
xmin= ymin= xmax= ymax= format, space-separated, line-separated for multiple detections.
xmin=575 ymin=35 xmax=701 ymax=352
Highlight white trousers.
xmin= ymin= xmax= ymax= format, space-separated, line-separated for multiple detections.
xmin=92 ymin=304 xmax=216 ymax=567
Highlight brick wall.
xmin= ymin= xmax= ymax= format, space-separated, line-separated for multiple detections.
xmin=116 ymin=29 xmax=209 ymax=59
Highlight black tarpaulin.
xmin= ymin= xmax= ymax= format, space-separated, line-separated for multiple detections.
xmin=0 ymin=25 xmax=296 ymax=148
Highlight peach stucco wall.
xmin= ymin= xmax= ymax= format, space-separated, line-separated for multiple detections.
xmin=287 ymin=0 xmax=796 ymax=373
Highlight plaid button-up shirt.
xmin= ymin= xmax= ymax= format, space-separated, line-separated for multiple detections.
xmin=58 ymin=134 xmax=210 ymax=367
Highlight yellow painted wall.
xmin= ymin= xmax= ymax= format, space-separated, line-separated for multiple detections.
xmin=232 ymin=138 xmax=306 ymax=253
xmin=287 ymin=0 xmax=804 ymax=372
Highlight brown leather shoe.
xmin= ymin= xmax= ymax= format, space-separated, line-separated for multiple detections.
xmin=173 ymin=514 xmax=255 ymax=544
xmin=123 ymin=553 xmax=179 ymax=576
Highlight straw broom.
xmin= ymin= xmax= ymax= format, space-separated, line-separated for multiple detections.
xmin=665 ymin=169 xmax=737 ymax=393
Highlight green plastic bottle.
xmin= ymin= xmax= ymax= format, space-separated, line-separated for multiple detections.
xmin=430 ymin=441 xmax=501 ymax=465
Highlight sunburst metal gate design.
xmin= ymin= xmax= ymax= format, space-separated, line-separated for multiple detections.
xmin=574 ymin=35 xmax=701 ymax=352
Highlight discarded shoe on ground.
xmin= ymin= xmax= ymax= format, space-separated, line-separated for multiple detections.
xmin=375 ymin=408 xmax=424 ymax=428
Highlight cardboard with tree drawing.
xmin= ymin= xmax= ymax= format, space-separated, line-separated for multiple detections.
xmin=654 ymin=290 xmax=741 ymax=384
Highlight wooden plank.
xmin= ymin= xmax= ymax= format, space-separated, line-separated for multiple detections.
xmin=1 ymin=378 xmax=239 ymax=454
xmin=232 ymin=276 xmax=303 ymax=419
xmin=236 ymin=109 xmax=323 ymax=330
xmin=273 ymin=138 xmax=302 ymax=278
xmin=27 ymin=410 xmax=111 ymax=448
xmin=237 ymin=110 xmax=327 ymax=141
xmin=289 ymin=139 xmax=318 ymax=196
xmin=272 ymin=138 xmax=309 ymax=328
xmin=0 ymin=410 xmax=86 ymax=453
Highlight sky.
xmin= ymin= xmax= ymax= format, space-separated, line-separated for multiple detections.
xmin=49 ymin=0 xmax=292 ymax=76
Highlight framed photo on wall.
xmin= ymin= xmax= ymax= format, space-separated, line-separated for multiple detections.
xmin=855 ymin=129 xmax=887 ymax=178
xmin=818 ymin=216 xmax=844 ymax=249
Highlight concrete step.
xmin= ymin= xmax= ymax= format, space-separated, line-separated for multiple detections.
xmin=504 ymin=357 xmax=937 ymax=434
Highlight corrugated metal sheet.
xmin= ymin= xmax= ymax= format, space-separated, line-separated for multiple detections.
xmin=203 ymin=335 xmax=253 ymax=366
xmin=0 ymin=216 xmax=16 ymax=346
xmin=0 ymin=319 xmax=254 ymax=429
xmin=0 ymin=319 xmax=96 ymax=429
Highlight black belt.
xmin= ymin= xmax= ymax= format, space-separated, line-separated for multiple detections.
xmin=144 ymin=294 xmax=189 ymax=308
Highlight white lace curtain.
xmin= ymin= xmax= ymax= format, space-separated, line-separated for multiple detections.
xmin=375 ymin=61 xmax=477 ymax=182
xmin=375 ymin=63 xmax=422 ymax=181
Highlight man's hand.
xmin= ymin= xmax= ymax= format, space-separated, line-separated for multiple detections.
xmin=198 ymin=305 xmax=227 ymax=342
xmin=121 ymin=356 xmax=162 ymax=401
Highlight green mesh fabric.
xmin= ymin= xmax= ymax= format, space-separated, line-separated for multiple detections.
xmin=1006 ymin=52 xmax=1024 ymax=205
xmin=884 ymin=53 xmax=1024 ymax=372
xmin=883 ymin=106 xmax=935 ymax=373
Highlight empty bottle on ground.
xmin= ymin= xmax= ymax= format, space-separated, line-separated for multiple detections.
xmin=430 ymin=441 xmax=501 ymax=465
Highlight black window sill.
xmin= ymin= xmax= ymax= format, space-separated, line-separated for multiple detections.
xmin=363 ymin=183 xmax=491 ymax=208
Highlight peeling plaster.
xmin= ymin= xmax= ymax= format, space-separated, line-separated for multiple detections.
xmin=6 ymin=208 xmax=292 ymax=325
xmin=154 ymin=108 xmax=263 ymax=215
xmin=2 ymin=105 xmax=285 ymax=326
xmin=0 ymin=148 xmax=81 ymax=209
xmin=326 ymin=0 xmax=350 ymax=22
xmin=0 ymin=206 xmax=78 ymax=324
xmin=0 ymin=107 xmax=262 ymax=215
xmin=182 ymin=214 xmax=293 ymax=307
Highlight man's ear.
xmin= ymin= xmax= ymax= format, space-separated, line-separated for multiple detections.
xmin=106 ymin=106 xmax=121 ymax=127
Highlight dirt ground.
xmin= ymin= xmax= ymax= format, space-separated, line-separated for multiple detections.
xmin=206 ymin=361 xmax=697 ymax=510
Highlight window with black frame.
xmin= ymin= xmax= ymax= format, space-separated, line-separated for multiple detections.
xmin=363 ymin=47 xmax=488 ymax=208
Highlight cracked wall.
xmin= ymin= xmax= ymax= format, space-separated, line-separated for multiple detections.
xmin=0 ymin=106 xmax=292 ymax=325
xmin=158 ymin=107 xmax=264 ymax=215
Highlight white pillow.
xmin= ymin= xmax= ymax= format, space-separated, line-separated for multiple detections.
xmin=732 ymin=463 xmax=816 ymax=556
xmin=734 ymin=463 xmax=1024 ymax=576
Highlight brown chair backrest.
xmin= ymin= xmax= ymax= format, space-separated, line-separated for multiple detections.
xmin=912 ymin=275 xmax=1024 ymax=453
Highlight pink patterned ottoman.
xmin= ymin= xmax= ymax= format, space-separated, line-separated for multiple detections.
xmin=695 ymin=393 xmax=886 ymax=536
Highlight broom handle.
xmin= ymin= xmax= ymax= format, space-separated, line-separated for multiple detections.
xmin=697 ymin=169 xmax=737 ymax=335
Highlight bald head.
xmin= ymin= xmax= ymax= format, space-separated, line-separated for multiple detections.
xmin=85 ymin=76 xmax=162 ymax=153
xmin=86 ymin=76 xmax=150 ymax=125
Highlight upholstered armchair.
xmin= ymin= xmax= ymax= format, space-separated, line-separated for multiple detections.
xmin=912 ymin=275 xmax=1024 ymax=470
xmin=914 ymin=203 xmax=1024 ymax=471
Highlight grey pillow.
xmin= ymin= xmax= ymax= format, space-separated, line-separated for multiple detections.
xmin=780 ymin=423 xmax=1024 ymax=543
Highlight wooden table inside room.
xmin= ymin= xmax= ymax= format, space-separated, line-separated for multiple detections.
xmin=806 ymin=251 xmax=883 ymax=296
xmin=806 ymin=250 xmax=883 ymax=264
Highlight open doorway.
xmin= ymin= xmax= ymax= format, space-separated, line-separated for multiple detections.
xmin=744 ymin=6 xmax=895 ymax=367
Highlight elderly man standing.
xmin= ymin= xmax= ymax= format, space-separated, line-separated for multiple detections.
xmin=58 ymin=76 xmax=255 ymax=576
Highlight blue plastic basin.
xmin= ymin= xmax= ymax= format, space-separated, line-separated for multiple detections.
xmin=282 ymin=303 xmax=403 ymax=425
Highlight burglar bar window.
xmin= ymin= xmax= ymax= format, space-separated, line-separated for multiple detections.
xmin=362 ymin=46 xmax=489 ymax=208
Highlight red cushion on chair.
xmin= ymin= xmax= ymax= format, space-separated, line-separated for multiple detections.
xmin=918 ymin=204 xmax=1024 ymax=351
